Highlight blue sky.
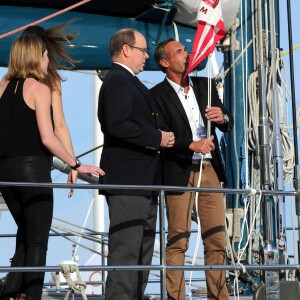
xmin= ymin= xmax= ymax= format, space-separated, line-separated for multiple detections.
xmin=0 ymin=0 xmax=300 ymax=294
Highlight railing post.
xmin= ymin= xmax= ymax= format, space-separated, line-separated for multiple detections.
xmin=159 ymin=189 xmax=166 ymax=300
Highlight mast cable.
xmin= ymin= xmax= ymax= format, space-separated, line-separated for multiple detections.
xmin=233 ymin=1 xmax=247 ymax=297
xmin=72 ymin=196 xmax=95 ymax=261
xmin=0 ymin=0 xmax=92 ymax=40
xmin=286 ymin=0 xmax=300 ymax=278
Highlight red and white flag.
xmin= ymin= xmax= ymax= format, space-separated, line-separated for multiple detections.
xmin=185 ymin=0 xmax=225 ymax=76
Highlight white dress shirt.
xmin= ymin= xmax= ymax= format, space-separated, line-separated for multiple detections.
xmin=166 ymin=77 xmax=212 ymax=160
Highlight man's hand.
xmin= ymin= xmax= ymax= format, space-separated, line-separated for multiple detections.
xmin=205 ymin=106 xmax=225 ymax=124
xmin=189 ymin=135 xmax=215 ymax=154
xmin=160 ymin=131 xmax=175 ymax=148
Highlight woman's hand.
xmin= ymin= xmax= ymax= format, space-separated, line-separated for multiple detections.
xmin=67 ymin=166 xmax=105 ymax=198
xmin=67 ymin=169 xmax=78 ymax=198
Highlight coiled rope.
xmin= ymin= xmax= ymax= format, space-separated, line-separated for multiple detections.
xmin=56 ymin=263 xmax=88 ymax=300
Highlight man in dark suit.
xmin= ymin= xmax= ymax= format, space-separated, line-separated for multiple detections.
xmin=98 ymin=29 xmax=175 ymax=300
xmin=150 ymin=38 xmax=233 ymax=300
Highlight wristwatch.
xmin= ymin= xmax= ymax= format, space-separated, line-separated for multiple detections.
xmin=223 ymin=114 xmax=229 ymax=124
xmin=70 ymin=158 xmax=81 ymax=170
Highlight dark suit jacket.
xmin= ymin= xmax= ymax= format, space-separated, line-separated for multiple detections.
xmin=150 ymin=76 xmax=233 ymax=189
xmin=98 ymin=63 xmax=162 ymax=196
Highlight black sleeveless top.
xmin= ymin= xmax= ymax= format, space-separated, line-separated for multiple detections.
xmin=0 ymin=78 xmax=52 ymax=157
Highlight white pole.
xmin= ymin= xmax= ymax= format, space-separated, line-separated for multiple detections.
xmin=93 ymin=74 xmax=106 ymax=253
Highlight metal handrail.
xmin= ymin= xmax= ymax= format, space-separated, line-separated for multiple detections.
xmin=1 ymin=181 xmax=300 ymax=299
xmin=0 ymin=181 xmax=300 ymax=196
xmin=1 ymin=263 xmax=300 ymax=273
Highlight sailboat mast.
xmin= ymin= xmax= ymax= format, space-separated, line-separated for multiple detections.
xmin=256 ymin=1 xmax=278 ymax=291
xmin=223 ymin=0 xmax=288 ymax=297
xmin=269 ymin=0 xmax=286 ymax=259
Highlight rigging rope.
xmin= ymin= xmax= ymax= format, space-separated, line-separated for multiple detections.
xmin=51 ymin=227 xmax=105 ymax=257
xmin=222 ymin=0 xmax=300 ymax=294
xmin=281 ymin=43 xmax=300 ymax=56
xmin=248 ymin=65 xmax=296 ymax=186
xmin=72 ymin=196 xmax=95 ymax=261
xmin=188 ymin=57 xmax=214 ymax=298
xmin=50 ymin=215 xmax=108 ymax=257
xmin=233 ymin=1 xmax=254 ymax=296
xmin=0 ymin=0 xmax=92 ymax=40
xmin=187 ymin=158 xmax=204 ymax=299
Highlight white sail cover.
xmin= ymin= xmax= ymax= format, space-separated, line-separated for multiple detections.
xmin=173 ymin=0 xmax=241 ymax=32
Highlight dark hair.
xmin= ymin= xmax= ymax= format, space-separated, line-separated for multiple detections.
xmin=22 ymin=21 xmax=78 ymax=93
xmin=109 ymin=28 xmax=137 ymax=58
xmin=154 ymin=38 xmax=175 ymax=73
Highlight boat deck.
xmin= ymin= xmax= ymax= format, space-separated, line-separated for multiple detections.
xmin=41 ymin=292 xmax=253 ymax=299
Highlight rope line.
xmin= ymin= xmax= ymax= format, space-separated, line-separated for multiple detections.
xmin=50 ymin=227 xmax=106 ymax=257
xmin=281 ymin=43 xmax=300 ymax=56
xmin=56 ymin=263 xmax=87 ymax=300
xmin=0 ymin=0 xmax=91 ymax=40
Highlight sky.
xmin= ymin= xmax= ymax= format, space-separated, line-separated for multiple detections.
xmin=0 ymin=0 xmax=300 ymax=296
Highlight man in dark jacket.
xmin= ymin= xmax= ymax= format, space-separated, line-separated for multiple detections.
xmin=150 ymin=38 xmax=233 ymax=300
xmin=98 ymin=29 xmax=174 ymax=300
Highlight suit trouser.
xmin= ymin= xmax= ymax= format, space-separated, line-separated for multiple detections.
xmin=105 ymin=194 xmax=157 ymax=300
xmin=166 ymin=162 xmax=229 ymax=300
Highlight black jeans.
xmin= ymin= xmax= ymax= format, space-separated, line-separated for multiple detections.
xmin=0 ymin=156 xmax=53 ymax=300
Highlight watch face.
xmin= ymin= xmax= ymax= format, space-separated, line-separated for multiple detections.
xmin=71 ymin=158 xmax=81 ymax=170
xmin=75 ymin=159 xmax=81 ymax=168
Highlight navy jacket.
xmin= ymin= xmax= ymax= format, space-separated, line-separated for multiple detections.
xmin=98 ymin=64 xmax=162 ymax=195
